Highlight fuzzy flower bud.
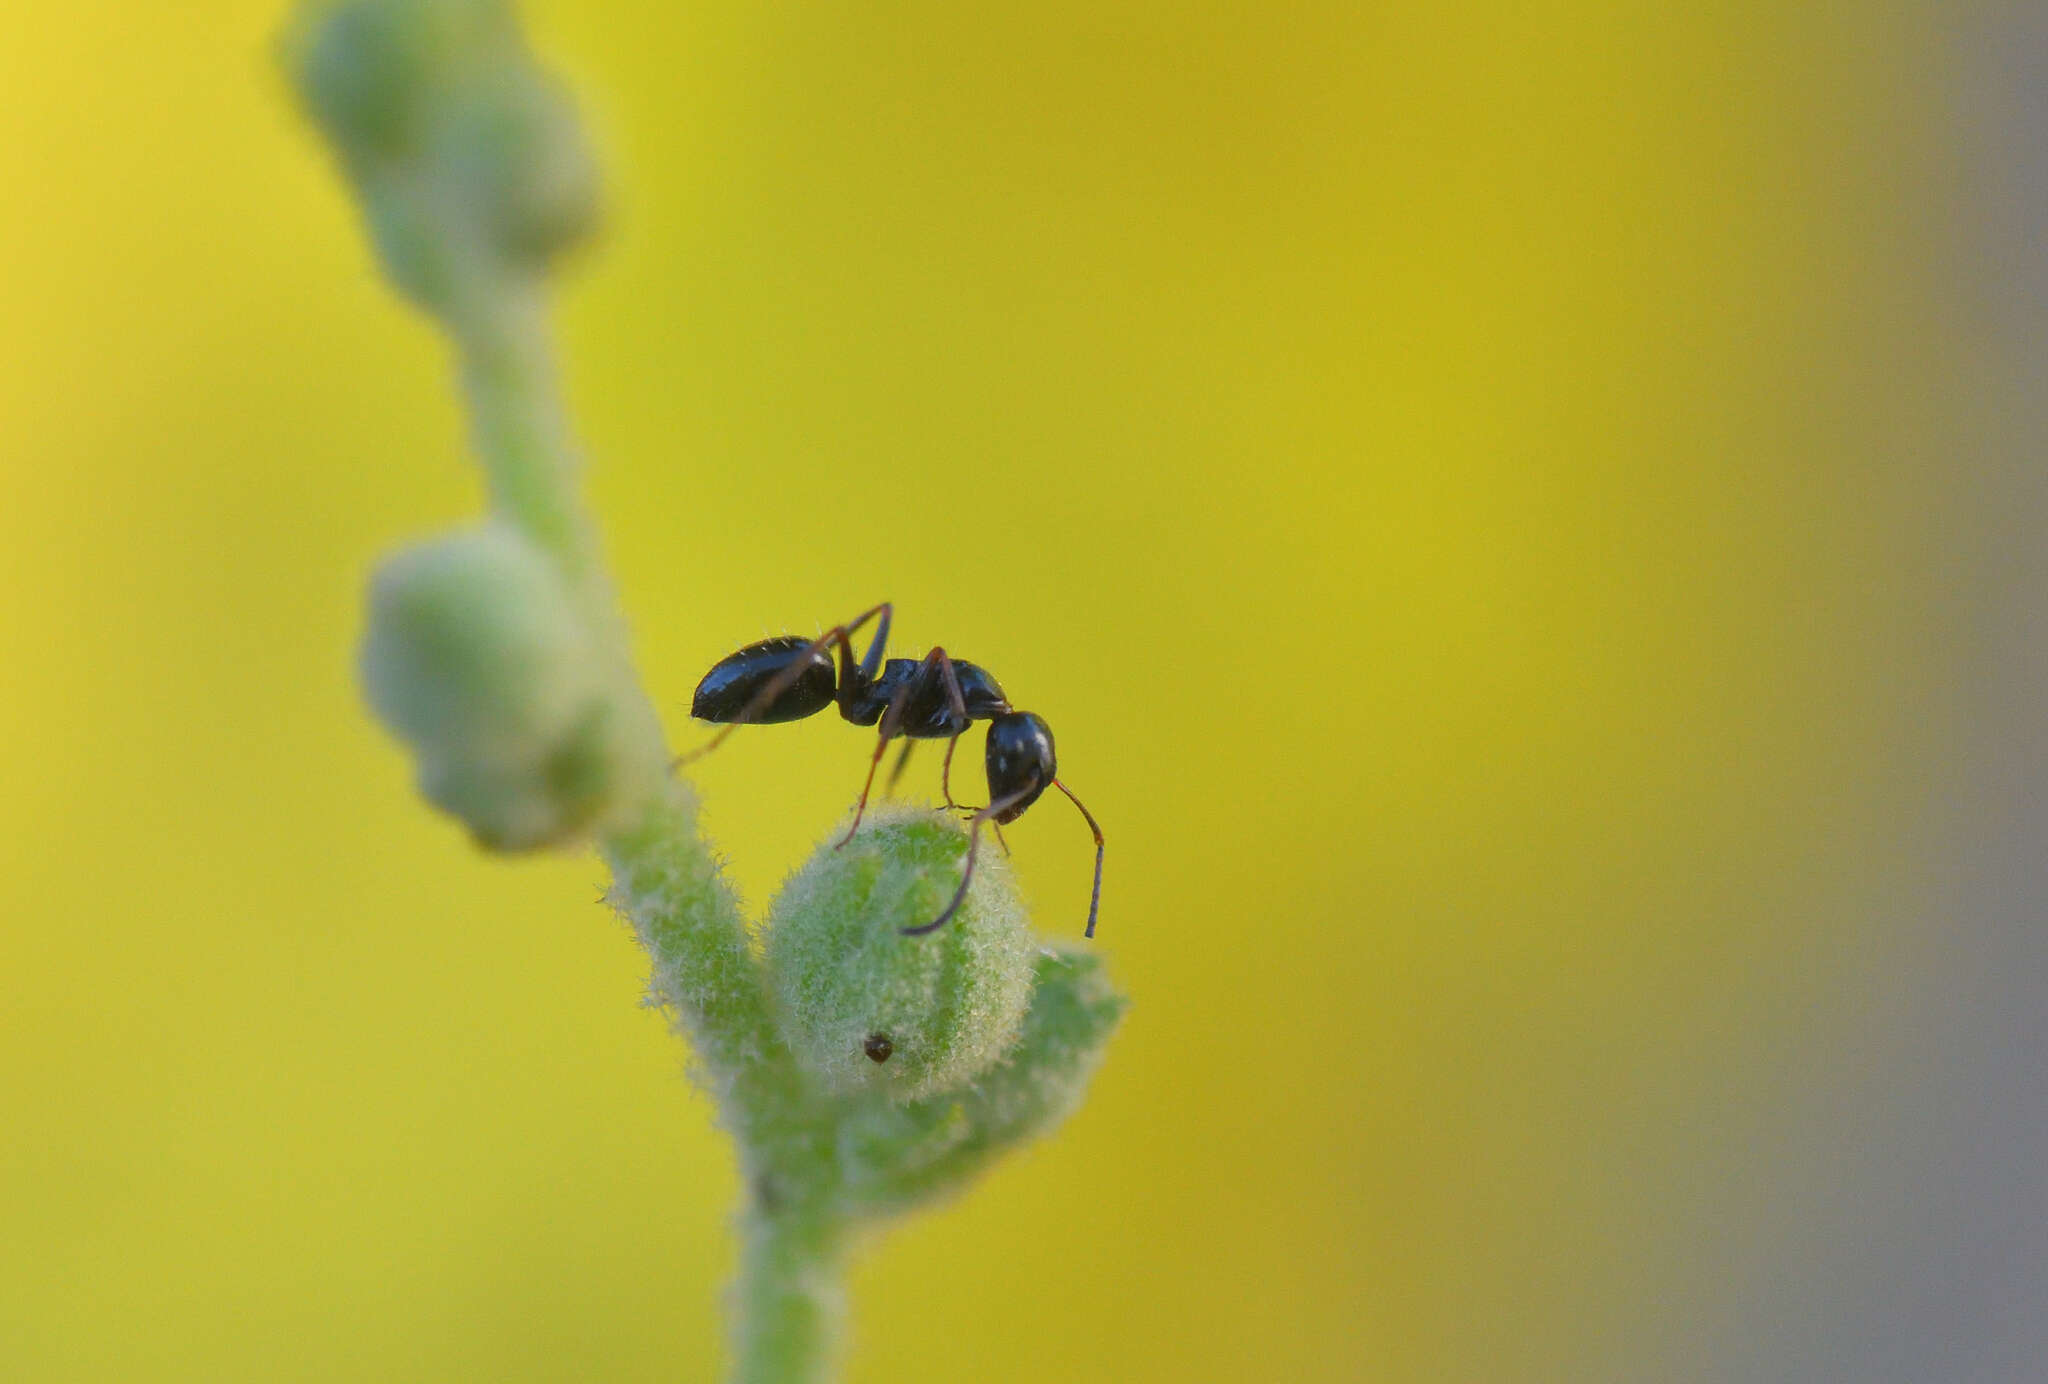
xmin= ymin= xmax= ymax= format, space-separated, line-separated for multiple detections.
xmin=439 ymin=68 xmax=601 ymax=266
xmin=288 ymin=0 xmax=597 ymax=301
xmin=359 ymin=522 xmax=619 ymax=850
xmin=286 ymin=0 xmax=512 ymax=164
xmin=765 ymin=809 xmax=1035 ymax=1102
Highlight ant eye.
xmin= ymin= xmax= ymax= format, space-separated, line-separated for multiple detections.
xmin=863 ymin=1033 xmax=894 ymax=1063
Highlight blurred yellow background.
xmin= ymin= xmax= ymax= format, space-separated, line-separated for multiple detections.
xmin=6 ymin=2 xmax=2037 ymax=1381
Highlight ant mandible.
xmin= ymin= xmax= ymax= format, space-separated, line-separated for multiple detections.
xmin=675 ymin=603 xmax=1104 ymax=938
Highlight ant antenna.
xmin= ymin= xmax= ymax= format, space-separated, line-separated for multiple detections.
xmin=901 ymin=781 xmax=1104 ymax=938
xmin=1053 ymin=779 xmax=1105 ymax=938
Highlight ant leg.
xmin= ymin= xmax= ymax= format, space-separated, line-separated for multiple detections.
xmin=917 ymin=645 xmax=972 ymax=743
xmin=901 ymin=785 xmax=1036 ymax=936
xmin=880 ymin=644 xmax=971 ymax=769
xmin=939 ymin=733 xmax=963 ymax=809
xmin=854 ymin=603 xmax=893 ymax=683
xmin=928 ymin=652 xmax=972 ymax=811
xmin=836 ymin=734 xmax=893 ymax=847
xmin=833 ymin=600 xmax=894 ymax=719
xmin=837 ymin=646 xmax=968 ymax=844
xmin=884 ymin=738 xmax=916 ymax=796
xmin=1053 ymin=779 xmax=1106 ymax=938
xmin=835 ymin=660 xmax=924 ymax=848
xmin=675 ymin=603 xmax=890 ymax=767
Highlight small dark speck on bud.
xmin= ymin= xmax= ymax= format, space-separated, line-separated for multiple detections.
xmin=863 ymin=1033 xmax=894 ymax=1063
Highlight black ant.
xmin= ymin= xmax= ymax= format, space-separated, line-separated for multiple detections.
xmin=677 ymin=603 xmax=1104 ymax=938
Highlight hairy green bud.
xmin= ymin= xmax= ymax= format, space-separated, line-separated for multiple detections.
xmin=439 ymin=68 xmax=601 ymax=266
xmin=286 ymin=0 xmax=512 ymax=163
xmin=359 ymin=522 xmax=618 ymax=849
xmin=766 ymin=809 xmax=1034 ymax=1102
xmin=289 ymin=0 xmax=596 ymax=298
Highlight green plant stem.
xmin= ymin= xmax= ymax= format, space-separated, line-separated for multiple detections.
xmin=600 ymin=781 xmax=786 ymax=1115
xmin=451 ymin=285 xmax=594 ymax=578
xmin=734 ymin=1200 xmax=849 ymax=1384
xmin=605 ymin=788 xmax=856 ymax=1384
xmin=443 ymin=272 xmax=851 ymax=1384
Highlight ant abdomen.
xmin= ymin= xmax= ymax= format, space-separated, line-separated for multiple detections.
xmin=691 ymin=637 xmax=835 ymax=723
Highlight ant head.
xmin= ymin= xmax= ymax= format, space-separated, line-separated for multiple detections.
xmin=985 ymin=711 xmax=1055 ymax=824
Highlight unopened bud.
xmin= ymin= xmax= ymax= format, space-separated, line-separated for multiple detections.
xmin=286 ymin=0 xmax=511 ymax=163
xmin=441 ymin=68 xmax=601 ymax=266
xmin=359 ymin=522 xmax=619 ymax=850
xmin=765 ymin=809 xmax=1034 ymax=1102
